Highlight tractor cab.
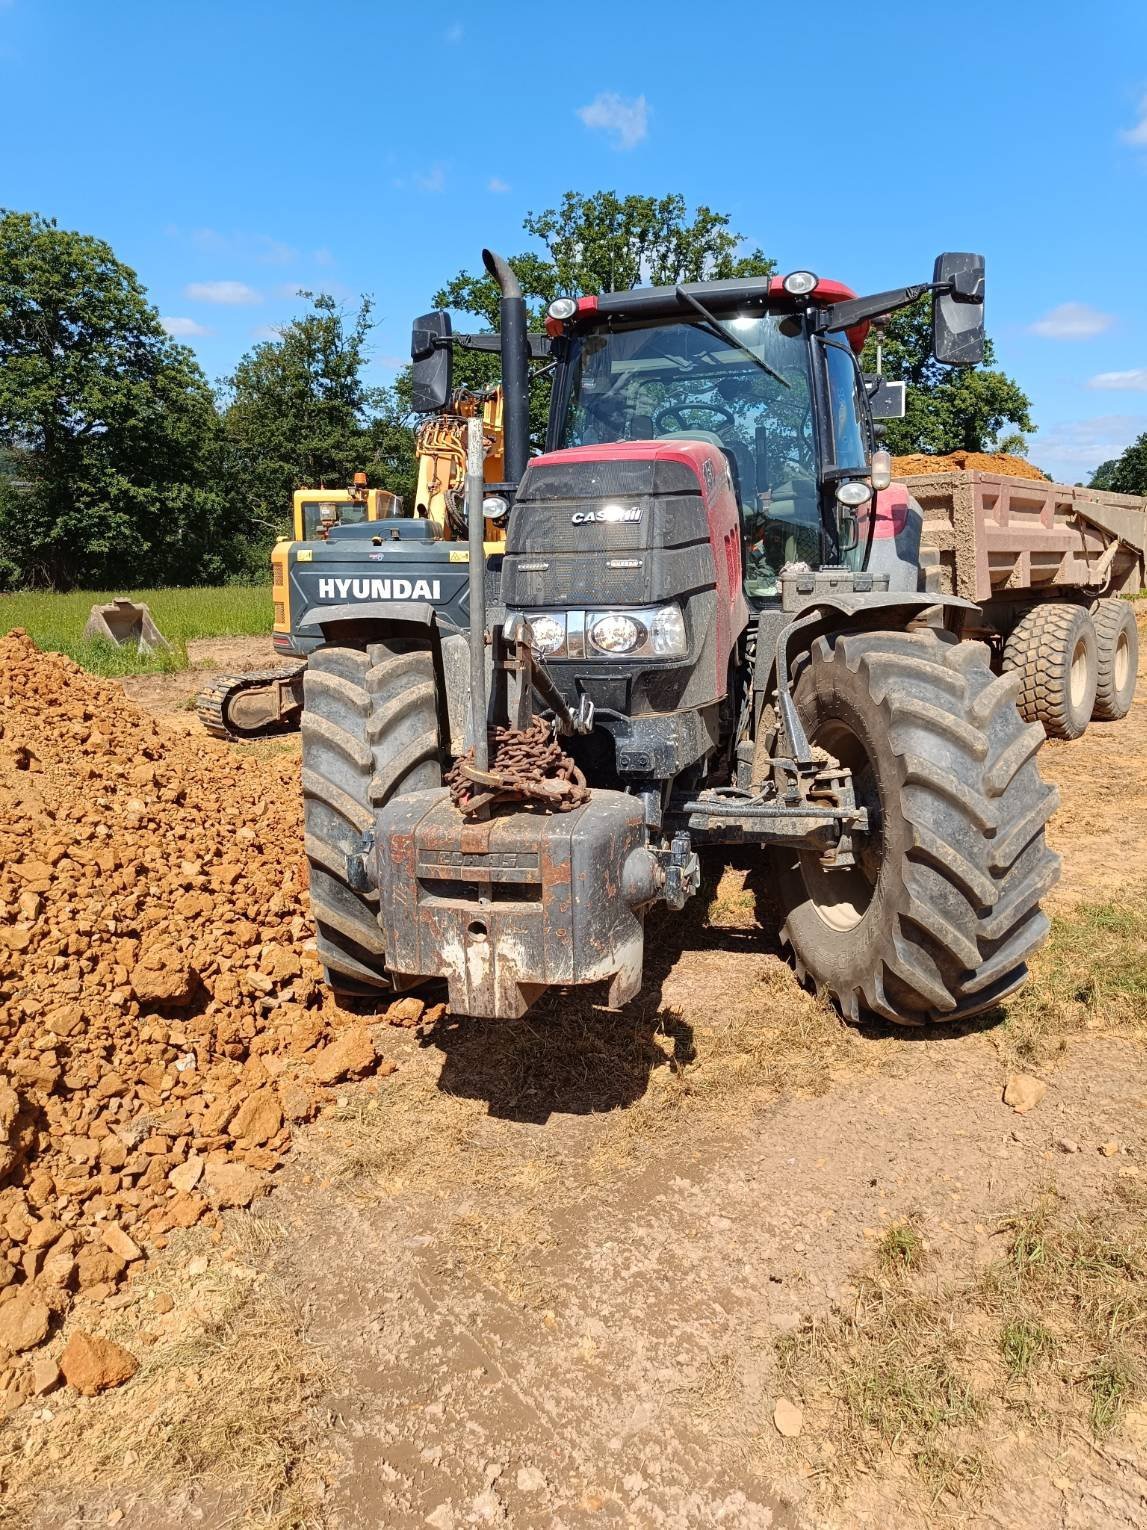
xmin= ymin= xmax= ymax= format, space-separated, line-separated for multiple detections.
xmin=543 ymin=276 xmax=879 ymax=602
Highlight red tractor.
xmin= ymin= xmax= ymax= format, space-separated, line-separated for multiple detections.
xmin=298 ymin=250 xmax=1058 ymax=1024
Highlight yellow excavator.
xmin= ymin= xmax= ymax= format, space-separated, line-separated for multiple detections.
xmin=197 ymin=386 xmax=507 ymax=740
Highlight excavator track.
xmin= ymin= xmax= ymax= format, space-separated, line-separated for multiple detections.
xmin=196 ymin=664 xmax=307 ymax=741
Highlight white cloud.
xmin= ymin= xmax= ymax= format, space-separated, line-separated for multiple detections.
xmin=444 ymin=21 xmax=463 ymax=42
xmin=577 ymin=91 xmax=648 ymax=150
xmin=185 ymin=280 xmax=263 ymax=305
xmin=184 ymin=227 xmax=297 ymax=265
xmin=415 ymin=164 xmax=446 ymax=193
xmin=488 ymin=177 xmax=511 ymax=193
xmin=1088 ymin=369 xmax=1147 ymax=392
xmin=160 ymin=316 xmax=210 ymax=338
xmin=1034 ymin=414 xmax=1147 ymax=476
xmin=1028 ymin=302 xmax=1114 ymax=339
xmin=250 ymin=324 xmax=283 ymax=342
xmin=1121 ymin=94 xmax=1147 ymax=146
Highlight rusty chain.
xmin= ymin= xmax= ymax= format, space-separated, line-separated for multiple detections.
xmin=446 ymin=715 xmax=589 ymax=817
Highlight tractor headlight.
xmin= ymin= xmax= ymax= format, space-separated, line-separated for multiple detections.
xmin=589 ymin=613 xmax=642 ymax=654
xmin=547 ymin=297 xmax=578 ymax=321
xmin=836 ymin=480 xmax=873 ymax=506
xmin=526 ymin=613 xmax=566 ymax=656
xmin=649 ymin=604 xmax=687 ymax=656
xmin=482 ymin=494 xmax=510 ymax=522
xmin=517 ymin=604 xmax=687 ymax=661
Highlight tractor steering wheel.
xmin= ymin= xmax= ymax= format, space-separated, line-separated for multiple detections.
xmin=654 ymin=402 xmax=736 ymax=434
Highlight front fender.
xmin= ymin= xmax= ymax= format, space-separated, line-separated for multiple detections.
xmin=299 ymin=600 xmax=440 ymax=641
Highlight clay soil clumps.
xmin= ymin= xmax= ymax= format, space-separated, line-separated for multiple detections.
xmin=892 ymin=449 xmax=1048 ymax=482
xmin=0 ymin=631 xmax=407 ymax=1412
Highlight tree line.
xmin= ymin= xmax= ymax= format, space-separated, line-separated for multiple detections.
xmin=0 ymin=197 xmax=1047 ymax=591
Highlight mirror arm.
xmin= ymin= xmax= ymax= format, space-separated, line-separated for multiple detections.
xmin=818 ymin=281 xmax=948 ymax=335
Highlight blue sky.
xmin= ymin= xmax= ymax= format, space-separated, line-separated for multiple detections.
xmin=3 ymin=0 xmax=1146 ymax=482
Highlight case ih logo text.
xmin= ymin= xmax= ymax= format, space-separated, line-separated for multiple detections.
xmin=571 ymin=503 xmax=642 ymax=526
xmin=316 ymin=577 xmax=442 ymax=601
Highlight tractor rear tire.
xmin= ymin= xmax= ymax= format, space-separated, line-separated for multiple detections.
xmin=1090 ymin=598 xmax=1138 ymax=721
xmin=301 ymin=640 xmax=442 ymax=1001
xmin=773 ymin=628 xmax=1060 ymax=1026
xmin=1002 ymin=602 xmax=1097 ymax=740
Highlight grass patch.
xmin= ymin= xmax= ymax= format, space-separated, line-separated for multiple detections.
xmin=878 ymin=1219 xmax=926 ymax=1277
xmin=776 ymin=1280 xmax=983 ymax=1491
xmin=982 ymin=1194 xmax=1147 ymax=1436
xmin=769 ymin=1188 xmax=1147 ymax=1517
xmin=0 ymin=585 xmax=273 ymax=674
xmin=1000 ymin=1317 xmax=1057 ymax=1378
xmin=997 ymin=893 xmax=1147 ymax=1067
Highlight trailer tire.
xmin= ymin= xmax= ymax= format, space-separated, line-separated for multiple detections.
xmin=301 ymin=640 xmax=442 ymax=1000
xmin=1001 ymin=602 xmax=1097 ymax=740
xmin=773 ymin=628 xmax=1059 ymax=1025
xmin=1090 ymin=598 xmax=1138 ymax=721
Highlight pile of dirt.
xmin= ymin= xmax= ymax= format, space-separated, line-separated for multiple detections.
xmin=0 ymin=631 xmax=418 ymax=1411
xmin=892 ymin=449 xmax=1048 ymax=482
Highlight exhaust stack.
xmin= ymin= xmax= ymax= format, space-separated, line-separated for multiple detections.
xmin=482 ymin=249 xmax=529 ymax=486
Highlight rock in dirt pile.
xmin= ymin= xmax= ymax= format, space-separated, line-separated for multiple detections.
xmin=0 ymin=632 xmax=422 ymax=1412
xmin=891 ymin=449 xmax=1049 ymax=482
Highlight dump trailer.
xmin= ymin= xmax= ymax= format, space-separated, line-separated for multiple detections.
xmin=892 ymin=470 xmax=1144 ymax=739
xmin=297 ymin=247 xmax=1074 ymax=1030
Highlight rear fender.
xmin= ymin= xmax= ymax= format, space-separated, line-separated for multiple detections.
xmin=300 ymin=602 xmax=470 ymax=758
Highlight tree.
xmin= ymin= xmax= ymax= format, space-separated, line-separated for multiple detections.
xmin=860 ymin=298 xmax=1033 ymax=456
xmin=1089 ymin=438 xmax=1147 ymax=495
xmin=0 ymin=210 xmax=229 ymax=589
xmin=423 ymin=192 xmax=775 ymax=448
xmin=221 ymin=292 xmax=415 ymax=541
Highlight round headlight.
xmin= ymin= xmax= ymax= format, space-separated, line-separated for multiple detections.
xmin=589 ymin=613 xmax=642 ymax=654
xmin=527 ymin=613 xmax=565 ymax=656
xmin=836 ymin=480 xmax=873 ymax=506
xmin=782 ymin=270 xmax=818 ymax=296
xmin=547 ymin=297 xmax=577 ymax=322
xmin=482 ymin=495 xmax=510 ymax=522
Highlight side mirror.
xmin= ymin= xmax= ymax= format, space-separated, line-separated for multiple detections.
xmin=410 ymin=310 xmax=453 ymax=412
xmin=932 ymin=252 xmax=985 ymax=367
xmin=865 ymin=376 xmax=907 ymax=420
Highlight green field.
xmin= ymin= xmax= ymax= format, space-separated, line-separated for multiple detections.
xmin=0 ymin=586 xmax=273 ymax=675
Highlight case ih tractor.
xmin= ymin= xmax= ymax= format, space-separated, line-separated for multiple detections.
xmin=299 ymin=250 xmax=1059 ymax=1025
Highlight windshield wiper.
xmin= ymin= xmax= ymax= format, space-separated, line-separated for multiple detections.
xmin=674 ymin=286 xmax=791 ymax=391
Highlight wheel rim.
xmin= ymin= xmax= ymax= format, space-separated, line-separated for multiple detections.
xmin=1069 ymin=635 xmax=1090 ymax=709
xmin=1114 ymin=628 xmax=1131 ymax=693
xmin=798 ymin=720 xmax=882 ymax=932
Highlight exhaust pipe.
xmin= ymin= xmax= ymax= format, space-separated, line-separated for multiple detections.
xmin=465 ymin=418 xmax=489 ymax=778
xmin=482 ymin=249 xmax=529 ymax=487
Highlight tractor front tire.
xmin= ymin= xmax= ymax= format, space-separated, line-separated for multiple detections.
xmin=1091 ymin=598 xmax=1138 ymax=721
xmin=1002 ymin=602 xmax=1097 ymax=740
xmin=774 ymin=628 xmax=1060 ymax=1025
xmin=301 ymin=640 xmax=442 ymax=1001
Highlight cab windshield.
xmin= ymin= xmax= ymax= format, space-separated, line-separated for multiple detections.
xmin=557 ymin=315 xmax=823 ymax=592
xmin=300 ymin=499 xmax=368 ymax=539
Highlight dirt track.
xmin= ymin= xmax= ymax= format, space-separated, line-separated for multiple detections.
xmin=3 ymin=617 xmax=1146 ymax=1528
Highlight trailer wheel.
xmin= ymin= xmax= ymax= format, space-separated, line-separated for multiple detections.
xmin=773 ymin=628 xmax=1059 ymax=1025
xmin=1001 ymin=603 xmax=1097 ymax=740
xmin=301 ymin=640 xmax=442 ymax=1000
xmin=1090 ymin=598 xmax=1138 ymax=721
